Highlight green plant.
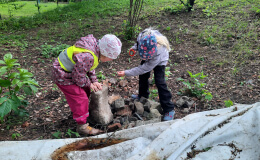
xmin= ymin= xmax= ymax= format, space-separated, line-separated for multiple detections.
xmin=164 ymin=0 xmax=195 ymax=14
xmin=177 ymin=71 xmax=213 ymax=101
xmin=52 ymin=131 xmax=62 ymax=139
xmin=224 ymin=100 xmax=233 ymax=107
xmin=96 ymin=71 xmax=106 ymax=82
xmin=66 ymin=129 xmax=80 ymax=138
xmin=45 ymin=106 xmax=51 ymax=110
xmin=179 ymin=0 xmax=195 ymax=12
xmin=232 ymin=67 xmax=239 ymax=76
xmin=121 ymin=20 xmax=141 ymax=40
xmin=123 ymin=0 xmax=144 ymax=40
xmin=250 ymin=4 xmax=260 ymax=15
xmin=197 ymin=56 xmax=205 ymax=62
xmin=149 ymin=89 xmax=158 ymax=99
xmin=0 ymin=53 xmax=39 ymax=122
xmin=11 ymin=133 xmax=21 ymax=140
xmin=202 ymin=6 xmax=216 ymax=17
xmin=198 ymin=32 xmax=215 ymax=46
xmin=165 ymin=67 xmax=172 ymax=81
xmin=5 ymin=114 xmax=29 ymax=130
xmin=40 ymin=43 xmax=70 ymax=58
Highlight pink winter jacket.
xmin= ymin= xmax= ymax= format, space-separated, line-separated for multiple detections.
xmin=52 ymin=34 xmax=100 ymax=87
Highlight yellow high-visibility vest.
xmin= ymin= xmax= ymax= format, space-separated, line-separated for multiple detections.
xmin=58 ymin=45 xmax=99 ymax=72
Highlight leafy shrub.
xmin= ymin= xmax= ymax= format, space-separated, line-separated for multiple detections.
xmin=0 ymin=53 xmax=39 ymax=122
xmin=177 ymin=71 xmax=213 ymax=101
xmin=40 ymin=43 xmax=70 ymax=58
xmin=164 ymin=3 xmax=186 ymax=14
xmin=164 ymin=0 xmax=195 ymax=14
xmin=121 ymin=20 xmax=141 ymax=40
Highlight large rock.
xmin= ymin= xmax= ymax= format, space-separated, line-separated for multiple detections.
xmin=176 ymin=96 xmax=194 ymax=108
xmin=134 ymin=99 xmax=144 ymax=115
xmin=112 ymin=98 xmax=125 ymax=111
xmin=148 ymin=99 xmax=163 ymax=114
xmin=88 ymin=85 xmax=113 ymax=125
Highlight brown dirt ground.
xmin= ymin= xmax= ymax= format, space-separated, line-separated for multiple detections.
xmin=0 ymin=9 xmax=259 ymax=141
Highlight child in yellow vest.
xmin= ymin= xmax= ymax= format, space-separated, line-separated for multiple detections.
xmin=52 ymin=34 xmax=122 ymax=135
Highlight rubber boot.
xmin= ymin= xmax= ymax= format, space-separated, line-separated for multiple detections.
xmin=77 ymin=123 xmax=104 ymax=136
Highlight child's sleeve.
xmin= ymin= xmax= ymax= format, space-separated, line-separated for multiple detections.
xmin=125 ymin=54 xmax=161 ymax=77
xmin=71 ymin=53 xmax=94 ymax=87
xmin=87 ymin=70 xmax=98 ymax=83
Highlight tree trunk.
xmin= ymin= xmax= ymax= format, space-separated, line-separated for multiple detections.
xmin=188 ymin=0 xmax=195 ymax=12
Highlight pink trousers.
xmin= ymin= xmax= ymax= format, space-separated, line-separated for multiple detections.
xmin=56 ymin=83 xmax=90 ymax=124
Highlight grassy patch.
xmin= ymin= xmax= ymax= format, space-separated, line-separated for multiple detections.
xmin=0 ymin=1 xmax=68 ymax=18
xmin=0 ymin=0 xmax=129 ymax=31
xmin=195 ymin=0 xmax=260 ymax=70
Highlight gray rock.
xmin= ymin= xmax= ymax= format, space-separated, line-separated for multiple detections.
xmin=182 ymin=108 xmax=190 ymax=113
xmin=143 ymin=111 xmax=149 ymax=118
xmin=129 ymin=102 xmax=135 ymax=111
xmin=148 ymin=99 xmax=163 ymax=114
xmin=176 ymin=96 xmax=189 ymax=107
xmin=134 ymin=99 xmax=144 ymax=115
xmin=88 ymin=85 xmax=113 ymax=125
xmin=186 ymin=99 xmax=195 ymax=108
xmin=147 ymin=109 xmax=162 ymax=120
xmin=143 ymin=102 xmax=151 ymax=112
xmin=113 ymin=98 xmax=125 ymax=111
xmin=129 ymin=117 xmax=138 ymax=122
xmin=124 ymin=98 xmax=131 ymax=105
xmin=109 ymin=78 xmax=117 ymax=84
xmin=140 ymin=97 xmax=148 ymax=104
xmin=176 ymin=96 xmax=194 ymax=108
xmin=119 ymin=116 xmax=129 ymax=124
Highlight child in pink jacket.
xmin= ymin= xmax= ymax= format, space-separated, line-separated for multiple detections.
xmin=52 ymin=34 xmax=122 ymax=135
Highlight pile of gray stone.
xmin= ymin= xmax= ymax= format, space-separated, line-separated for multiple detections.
xmin=87 ymin=85 xmax=163 ymax=132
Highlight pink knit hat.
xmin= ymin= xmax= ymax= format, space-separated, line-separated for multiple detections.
xmin=98 ymin=34 xmax=122 ymax=59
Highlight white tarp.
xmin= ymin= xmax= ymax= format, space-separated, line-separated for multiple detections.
xmin=0 ymin=102 xmax=259 ymax=160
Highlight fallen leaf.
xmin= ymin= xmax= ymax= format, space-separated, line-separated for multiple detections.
xmin=22 ymin=121 xmax=30 ymax=128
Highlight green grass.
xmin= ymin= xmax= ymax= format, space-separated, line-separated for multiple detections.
xmin=195 ymin=0 xmax=260 ymax=68
xmin=0 ymin=0 xmax=130 ymax=31
xmin=0 ymin=1 xmax=68 ymax=18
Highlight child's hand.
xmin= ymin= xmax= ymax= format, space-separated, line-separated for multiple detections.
xmin=91 ymin=82 xmax=103 ymax=92
xmin=117 ymin=71 xmax=125 ymax=77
